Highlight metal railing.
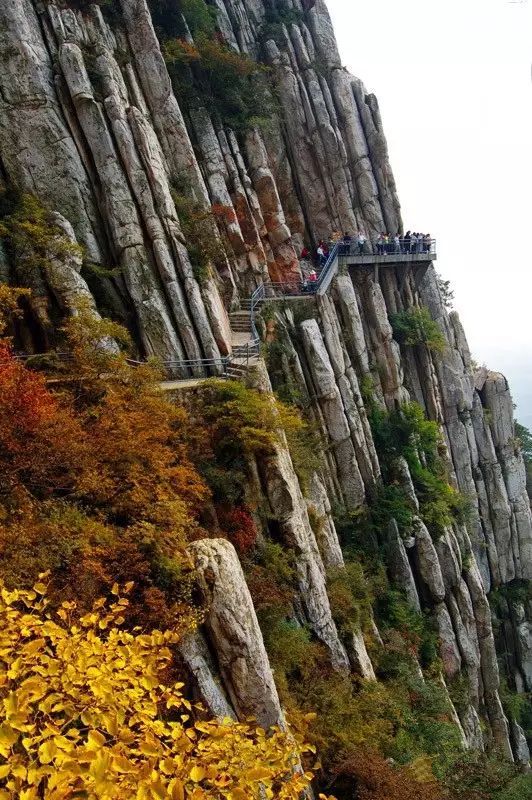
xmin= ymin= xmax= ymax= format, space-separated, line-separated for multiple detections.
xmin=339 ymin=237 xmax=436 ymax=257
xmin=13 ymin=236 xmax=434 ymax=384
xmin=252 ymin=242 xmax=340 ymax=300
xmin=136 ymin=356 xmax=230 ymax=381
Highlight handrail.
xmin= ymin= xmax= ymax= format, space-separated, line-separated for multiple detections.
xmin=13 ymin=237 xmax=435 ymax=384
xmin=248 ymin=242 xmax=340 ymax=302
xmin=339 ymin=237 xmax=436 ymax=257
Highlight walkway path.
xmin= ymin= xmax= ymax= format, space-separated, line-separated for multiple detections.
xmin=22 ymin=239 xmax=436 ymax=389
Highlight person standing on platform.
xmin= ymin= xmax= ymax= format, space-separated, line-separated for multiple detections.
xmin=393 ymin=234 xmax=401 ymax=253
xmin=340 ymin=232 xmax=352 ymax=255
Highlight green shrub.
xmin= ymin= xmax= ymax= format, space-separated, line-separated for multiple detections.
xmin=375 ymin=590 xmax=439 ymax=672
xmin=264 ymin=339 xmax=306 ymax=408
xmin=0 ymin=192 xmax=83 ymax=284
xmin=368 ymin=401 xmax=468 ymax=540
xmin=443 ymin=752 xmax=532 ymax=799
xmin=164 ymin=34 xmax=276 ymax=131
xmin=170 ymin=191 xmax=226 ymax=283
xmin=368 ymin=402 xmax=441 ymax=472
xmin=147 ymin=0 xmax=216 ymax=40
xmin=262 ymin=619 xmax=313 ymax=677
xmin=333 ymin=485 xmax=415 ymax=567
xmin=390 ymin=307 xmax=446 ymax=355
xmin=256 ymin=540 xmax=295 ymax=585
xmin=490 ymin=579 xmax=532 ymax=613
xmin=359 ymin=374 xmax=376 ymax=407
xmin=245 ymin=542 xmax=295 ymax=623
xmin=327 ymin=561 xmax=376 ymax=636
xmin=259 ymin=2 xmax=305 ymax=46
xmin=369 ymin=484 xmax=416 ymax=539
xmin=516 ymin=421 xmax=532 ymax=500
xmin=436 ymin=272 xmax=455 ymax=310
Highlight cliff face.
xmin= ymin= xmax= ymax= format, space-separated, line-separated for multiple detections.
xmin=1 ymin=0 xmax=531 ymax=771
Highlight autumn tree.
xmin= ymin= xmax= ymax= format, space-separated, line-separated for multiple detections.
xmin=0 ymin=296 xmax=209 ymax=629
xmin=331 ymin=750 xmax=447 ymax=800
xmin=0 ymin=579 xmax=315 ymax=799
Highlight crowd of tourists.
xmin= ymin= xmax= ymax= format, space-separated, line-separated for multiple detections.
xmin=372 ymin=231 xmax=433 ymax=256
xmin=300 ymin=230 xmax=433 ymax=271
xmin=297 ymin=229 xmax=433 ymax=291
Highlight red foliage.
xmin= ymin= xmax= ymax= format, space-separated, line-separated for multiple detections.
xmin=211 ymin=203 xmax=238 ymax=226
xmin=0 ymin=342 xmax=55 ymax=440
xmin=0 ymin=326 xmax=209 ymax=630
xmin=0 ymin=343 xmax=85 ymax=500
xmin=217 ymin=505 xmax=257 ymax=554
xmin=332 ymin=750 xmax=447 ymax=800
xmin=245 ymin=565 xmax=293 ymax=614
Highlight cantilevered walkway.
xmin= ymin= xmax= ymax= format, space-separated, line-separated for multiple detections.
xmin=18 ymin=239 xmax=436 ymax=390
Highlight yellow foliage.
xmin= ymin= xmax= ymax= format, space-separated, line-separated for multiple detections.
xmin=0 ymin=579 xmax=315 ymax=799
xmin=0 ymin=286 xmax=30 ymax=336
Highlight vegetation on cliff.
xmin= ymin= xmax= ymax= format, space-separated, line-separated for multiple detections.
xmin=0 ymin=580 xmax=315 ymax=799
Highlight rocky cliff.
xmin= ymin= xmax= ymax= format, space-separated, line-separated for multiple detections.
xmin=1 ymin=0 xmax=531 ymax=779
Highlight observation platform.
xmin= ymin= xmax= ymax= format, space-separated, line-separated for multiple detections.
xmin=338 ymin=240 xmax=437 ymax=288
xmin=16 ymin=238 xmax=437 ymax=387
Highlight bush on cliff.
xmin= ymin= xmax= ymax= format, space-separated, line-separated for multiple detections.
xmin=0 ymin=192 xmax=83 ymax=285
xmin=516 ymin=421 xmax=532 ymax=500
xmin=0 ymin=292 xmax=208 ymax=629
xmin=188 ymin=377 xmax=319 ymax=504
xmin=0 ymin=579 xmax=315 ymax=799
xmin=368 ymin=401 xmax=469 ymax=539
xmin=390 ymin=306 xmax=446 ymax=355
xmin=163 ymin=32 xmax=275 ymax=131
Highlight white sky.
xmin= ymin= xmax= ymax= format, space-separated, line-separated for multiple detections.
xmin=326 ymin=0 xmax=532 ymax=426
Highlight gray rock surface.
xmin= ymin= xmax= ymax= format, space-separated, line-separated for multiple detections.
xmin=189 ymin=538 xmax=284 ymax=729
xmin=1 ymin=0 xmax=529 ymax=766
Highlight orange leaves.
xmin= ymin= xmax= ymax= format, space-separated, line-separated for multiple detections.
xmin=332 ymin=749 xmax=446 ymax=800
xmin=0 ymin=343 xmax=84 ymax=501
xmin=211 ymin=204 xmax=238 ymax=226
xmin=0 ymin=343 xmax=55 ymax=435
xmin=0 ymin=308 xmax=210 ymax=630
xmin=163 ymin=37 xmax=201 ymax=65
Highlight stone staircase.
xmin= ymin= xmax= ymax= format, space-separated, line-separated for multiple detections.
xmin=229 ymin=310 xmax=253 ymax=332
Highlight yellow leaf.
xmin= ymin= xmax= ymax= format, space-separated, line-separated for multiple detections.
xmin=247 ymin=766 xmax=272 ymax=781
xmin=101 ymin=713 xmax=118 ymax=737
xmin=150 ymin=777 xmax=167 ymax=799
xmin=112 ymin=754 xmax=134 ymax=773
xmin=0 ymin=723 xmax=18 ymax=756
xmin=0 ymin=765 xmax=10 ymax=779
xmin=12 ymin=763 xmax=26 ymax=779
xmin=87 ymin=730 xmax=106 ymax=749
xmin=189 ymin=765 xmax=206 ymax=783
xmin=139 ymin=738 xmax=160 ymax=757
xmin=38 ymin=739 xmax=57 ymax=764
xmin=111 ymin=583 xmax=119 ymax=596
xmin=170 ymin=779 xmax=185 ymax=800
xmin=33 ymin=583 xmax=47 ymax=595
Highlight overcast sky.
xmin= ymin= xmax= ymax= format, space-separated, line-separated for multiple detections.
xmin=326 ymin=0 xmax=532 ymax=426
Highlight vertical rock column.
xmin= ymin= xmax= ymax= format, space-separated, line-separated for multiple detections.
xmin=189 ymin=538 xmax=284 ymax=729
xmin=251 ymin=360 xmax=350 ymax=672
